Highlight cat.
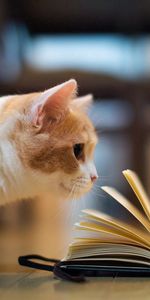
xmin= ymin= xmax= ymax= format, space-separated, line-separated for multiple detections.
xmin=0 ymin=79 xmax=98 ymax=204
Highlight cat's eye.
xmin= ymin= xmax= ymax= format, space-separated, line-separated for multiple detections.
xmin=73 ymin=143 xmax=84 ymax=160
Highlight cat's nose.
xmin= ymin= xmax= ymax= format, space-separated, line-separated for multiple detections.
xmin=91 ymin=175 xmax=98 ymax=183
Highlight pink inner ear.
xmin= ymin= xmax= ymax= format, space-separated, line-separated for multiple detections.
xmin=32 ymin=79 xmax=77 ymax=127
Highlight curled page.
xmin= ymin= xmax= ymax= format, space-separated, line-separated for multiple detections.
xmin=123 ymin=169 xmax=150 ymax=221
xmin=101 ymin=186 xmax=150 ymax=233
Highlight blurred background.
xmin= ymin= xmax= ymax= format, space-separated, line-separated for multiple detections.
xmin=0 ymin=0 xmax=150 ymax=271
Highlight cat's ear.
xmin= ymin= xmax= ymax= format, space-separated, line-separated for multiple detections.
xmin=31 ymin=79 xmax=77 ymax=128
xmin=71 ymin=94 xmax=93 ymax=112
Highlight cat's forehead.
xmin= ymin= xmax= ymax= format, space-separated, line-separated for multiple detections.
xmin=57 ymin=109 xmax=98 ymax=145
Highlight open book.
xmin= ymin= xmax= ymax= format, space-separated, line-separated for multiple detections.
xmin=18 ymin=169 xmax=150 ymax=280
xmin=61 ymin=170 xmax=150 ymax=276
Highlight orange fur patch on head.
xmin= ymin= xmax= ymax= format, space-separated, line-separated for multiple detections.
xmin=13 ymin=106 xmax=97 ymax=175
xmin=4 ymin=80 xmax=97 ymax=178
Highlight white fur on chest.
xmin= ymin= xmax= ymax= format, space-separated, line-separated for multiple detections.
xmin=0 ymin=99 xmax=41 ymax=202
xmin=0 ymin=139 xmax=37 ymax=203
xmin=0 ymin=96 xmax=12 ymax=111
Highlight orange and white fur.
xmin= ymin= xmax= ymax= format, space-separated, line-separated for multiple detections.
xmin=0 ymin=79 xmax=98 ymax=204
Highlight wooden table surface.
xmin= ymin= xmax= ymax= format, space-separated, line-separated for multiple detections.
xmin=0 ymin=271 xmax=150 ymax=300
xmin=0 ymin=197 xmax=150 ymax=299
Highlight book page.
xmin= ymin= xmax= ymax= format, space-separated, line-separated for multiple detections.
xmin=75 ymin=221 xmax=149 ymax=248
xmin=101 ymin=186 xmax=150 ymax=232
xmin=123 ymin=169 xmax=150 ymax=220
xmin=73 ymin=237 xmax=137 ymax=245
xmin=71 ymin=237 xmax=143 ymax=249
xmin=65 ymin=241 xmax=150 ymax=264
xmin=82 ymin=210 xmax=150 ymax=243
xmin=78 ymin=209 xmax=150 ymax=248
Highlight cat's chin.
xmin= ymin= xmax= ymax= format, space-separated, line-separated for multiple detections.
xmin=59 ymin=182 xmax=92 ymax=200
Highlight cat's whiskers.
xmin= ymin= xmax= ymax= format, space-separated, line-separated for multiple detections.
xmin=93 ymin=184 xmax=103 ymax=189
xmin=49 ymin=182 xmax=77 ymax=224
xmin=70 ymin=180 xmax=83 ymax=200
xmin=65 ymin=184 xmax=80 ymax=227
xmin=71 ymin=182 xmax=79 ymax=199
xmin=90 ymin=185 xmax=106 ymax=198
xmin=71 ymin=177 xmax=90 ymax=191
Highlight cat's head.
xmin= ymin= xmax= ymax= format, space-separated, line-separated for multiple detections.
xmin=10 ymin=79 xmax=98 ymax=199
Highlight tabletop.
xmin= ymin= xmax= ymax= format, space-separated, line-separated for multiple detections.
xmin=0 ymin=271 xmax=150 ymax=300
